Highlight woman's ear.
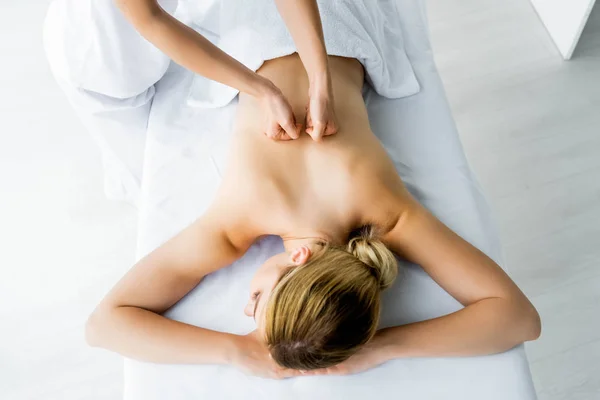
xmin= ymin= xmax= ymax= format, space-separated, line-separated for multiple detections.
xmin=244 ymin=300 xmax=255 ymax=317
xmin=290 ymin=245 xmax=312 ymax=265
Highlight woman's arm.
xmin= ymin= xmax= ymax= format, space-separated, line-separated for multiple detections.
xmin=115 ymin=0 xmax=299 ymax=140
xmin=274 ymin=0 xmax=338 ymax=140
xmin=313 ymin=198 xmax=541 ymax=376
xmin=85 ymin=205 xmax=253 ymax=364
xmin=377 ymin=199 xmax=541 ymax=359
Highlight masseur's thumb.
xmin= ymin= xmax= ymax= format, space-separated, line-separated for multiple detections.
xmin=308 ymin=121 xmax=325 ymax=142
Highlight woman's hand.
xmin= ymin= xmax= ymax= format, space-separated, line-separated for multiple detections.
xmin=305 ymin=77 xmax=338 ymax=141
xmin=258 ymin=81 xmax=302 ymax=141
xmin=305 ymin=333 xmax=391 ymax=376
xmin=232 ymin=331 xmax=303 ymax=379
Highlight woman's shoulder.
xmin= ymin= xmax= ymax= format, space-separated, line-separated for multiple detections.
xmin=354 ymin=179 xmax=415 ymax=235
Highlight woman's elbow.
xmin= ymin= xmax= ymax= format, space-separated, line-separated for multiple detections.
xmin=513 ymin=300 xmax=542 ymax=344
xmin=85 ymin=309 xmax=111 ymax=348
xmin=522 ymin=303 xmax=542 ymax=341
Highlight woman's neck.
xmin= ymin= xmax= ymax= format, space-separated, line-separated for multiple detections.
xmin=281 ymin=229 xmax=346 ymax=252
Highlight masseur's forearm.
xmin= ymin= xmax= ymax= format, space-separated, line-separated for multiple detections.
xmin=86 ymin=306 xmax=237 ymax=364
xmin=274 ymin=0 xmax=330 ymax=84
xmin=378 ymin=298 xmax=541 ymax=359
xmin=115 ymin=0 xmax=270 ymax=97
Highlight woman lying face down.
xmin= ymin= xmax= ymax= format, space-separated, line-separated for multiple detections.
xmin=246 ymin=226 xmax=397 ymax=370
xmin=86 ymin=0 xmax=540 ymax=382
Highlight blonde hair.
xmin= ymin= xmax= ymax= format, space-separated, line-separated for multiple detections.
xmin=264 ymin=226 xmax=398 ymax=370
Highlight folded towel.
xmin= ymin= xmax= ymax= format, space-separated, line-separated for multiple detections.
xmin=187 ymin=0 xmax=421 ymax=108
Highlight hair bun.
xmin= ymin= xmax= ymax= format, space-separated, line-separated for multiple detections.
xmin=347 ymin=226 xmax=398 ymax=290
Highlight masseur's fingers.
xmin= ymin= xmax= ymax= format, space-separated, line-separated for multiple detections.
xmin=281 ymin=118 xmax=300 ymax=140
xmin=307 ymin=121 xmax=326 ymax=142
xmin=265 ymin=125 xmax=278 ymax=140
xmin=324 ymin=119 xmax=338 ymax=136
xmin=260 ymin=83 xmax=301 ymax=141
xmin=265 ymin=125 xmax=292 ymax=141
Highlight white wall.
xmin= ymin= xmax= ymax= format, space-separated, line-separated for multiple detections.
xmin=530 ymin=0 xmax=596 ymax=58
xmin=0 ymin=2 xmax=135 ymax=398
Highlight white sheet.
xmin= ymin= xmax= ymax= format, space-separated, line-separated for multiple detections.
xmin=127 ymin=0 xmax=538 ymax=399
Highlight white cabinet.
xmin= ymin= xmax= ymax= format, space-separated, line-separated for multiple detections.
xmin=530 ymin=0 xmax=597 ymax=59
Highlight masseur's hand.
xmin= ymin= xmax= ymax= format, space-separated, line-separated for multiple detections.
xmin=259 ymin=81 xmax=302 ymax=141
xmin=305 ymin=77 xmax=338 ymax=141
xmin=233 ymin=331 xmax=302 ymax=379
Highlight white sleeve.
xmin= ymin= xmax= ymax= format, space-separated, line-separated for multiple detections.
xmin=43 ymin=0 xmax=178 ymax=99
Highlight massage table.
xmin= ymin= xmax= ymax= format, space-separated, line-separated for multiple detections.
xmin=44 ymin=0 xmax=538 ymax=398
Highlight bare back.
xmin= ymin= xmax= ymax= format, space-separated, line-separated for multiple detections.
xmin=217 ymin=54 xmax=409 ymax=242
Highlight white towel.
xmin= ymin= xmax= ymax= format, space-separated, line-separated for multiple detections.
xmin=187 ymin=0 xmax=421 ymax=108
